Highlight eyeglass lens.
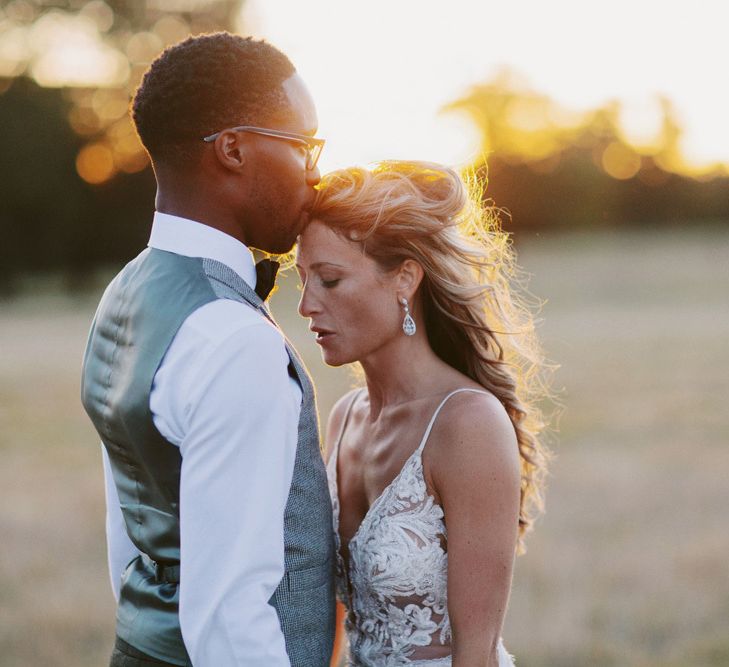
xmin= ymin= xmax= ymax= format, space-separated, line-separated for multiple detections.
xmin=307 ymin=143 xmax=322 ymax=170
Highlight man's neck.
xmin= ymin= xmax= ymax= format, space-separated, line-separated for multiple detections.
xmin=154 ymin=192 xmax=246 ymax=246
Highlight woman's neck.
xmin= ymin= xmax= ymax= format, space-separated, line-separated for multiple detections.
xmin=359 ymin=333 xmax=452 ymax=420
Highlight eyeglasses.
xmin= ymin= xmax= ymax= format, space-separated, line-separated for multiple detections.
xmin=202 ymin=125 xmax=325 ymax=171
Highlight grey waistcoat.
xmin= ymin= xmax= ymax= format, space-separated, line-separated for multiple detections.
xmin=81 ymin=248 xmax=335 ymax=666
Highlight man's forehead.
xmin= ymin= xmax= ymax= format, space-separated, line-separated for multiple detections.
xmin=279 ymin=72 xmax=318 ymax=134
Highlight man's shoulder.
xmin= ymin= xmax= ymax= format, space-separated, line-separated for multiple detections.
xmin=180 ymin=298 xmax=281 ymax=349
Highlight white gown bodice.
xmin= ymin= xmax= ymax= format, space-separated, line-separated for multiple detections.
xmin=327 ymin=389 xmax=515 ymax=666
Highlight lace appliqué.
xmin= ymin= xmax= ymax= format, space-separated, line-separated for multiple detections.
xmin=327 ymin=389 xmax=516 ymax=667
xmin=329 ymin=443 xmax=450 ymax=666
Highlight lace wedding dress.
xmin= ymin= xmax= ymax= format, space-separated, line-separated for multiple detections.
xmin=327 ymin=388 xmax=515 ymax=667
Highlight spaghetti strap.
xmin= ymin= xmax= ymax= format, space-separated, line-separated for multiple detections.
xmin=415 ymin=388 xmax=490 ymax=455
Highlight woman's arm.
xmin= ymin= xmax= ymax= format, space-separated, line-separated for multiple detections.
xmin=324 ymin=388 xmax=361 ymax=667
xmin=324 ymin=388 xmax=361 ymax=462
xmin=428 ymin=391 xmax=521 ymax=667
xmin=330 ymin=601 xmax=348 ymax=667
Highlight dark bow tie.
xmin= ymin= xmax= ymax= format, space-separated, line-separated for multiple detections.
xmin=254 ymin=258 xmax=280 ymax=301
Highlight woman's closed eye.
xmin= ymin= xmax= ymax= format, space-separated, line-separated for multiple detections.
xmin=320 ymin=277 xmax=340 ymax=288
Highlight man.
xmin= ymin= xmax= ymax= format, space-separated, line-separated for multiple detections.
xmin=81 ymin=33 xmax=334 ymax=667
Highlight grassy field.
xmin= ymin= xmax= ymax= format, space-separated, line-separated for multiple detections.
xmin=1 ymin=227 xmax=728 ymax=666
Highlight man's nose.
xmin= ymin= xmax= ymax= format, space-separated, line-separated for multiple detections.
xmin=306 ymin=164 xmax=321 ymax=187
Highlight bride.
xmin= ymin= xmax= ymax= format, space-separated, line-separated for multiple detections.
xmin=295 ymin=161 xmax=550 ymax=666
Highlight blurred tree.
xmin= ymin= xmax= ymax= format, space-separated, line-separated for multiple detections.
xmin=0 ymin=76 xmax=82 ymax=288
xmin=0 ymin=76 xmax=156 ymax=292
xmin=0 ymin=0 xmax=244 ymax=181
xmin=448 ymin=71 xmax=729 ymax=233
xmin=0 ymin=0 xmax=243 ymax=289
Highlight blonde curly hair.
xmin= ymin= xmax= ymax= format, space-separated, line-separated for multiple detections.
xmin=311 ymin=160 xmax=553 ymax=552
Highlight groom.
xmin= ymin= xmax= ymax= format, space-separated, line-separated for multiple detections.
xmin=81 ymin=33 xmax=334 ymax=666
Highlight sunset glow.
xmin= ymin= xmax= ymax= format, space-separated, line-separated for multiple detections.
xmin=3 ymin=0 xmax=727 ymax=183
xmin=241 ymin=0 xmax=729 ymax=176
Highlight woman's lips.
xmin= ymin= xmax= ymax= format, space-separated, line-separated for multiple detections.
xmin=311 ymin=327 xmax=335 ymax=344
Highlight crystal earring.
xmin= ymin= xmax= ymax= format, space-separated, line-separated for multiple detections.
xmin=400 ymin=297 xmax=416 ymax=336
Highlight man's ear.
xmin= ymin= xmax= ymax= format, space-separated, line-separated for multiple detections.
xmin=396 ymin=259 xmax=424 ymax=301
xmin=212 ymin=130 xmax=246 ymax=171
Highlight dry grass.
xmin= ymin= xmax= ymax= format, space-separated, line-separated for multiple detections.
xmin=1 ymin=227 xmax=727 ymax=666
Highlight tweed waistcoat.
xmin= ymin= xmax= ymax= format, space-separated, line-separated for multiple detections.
xmin=81 ymin=248 xmax=335 ymax=666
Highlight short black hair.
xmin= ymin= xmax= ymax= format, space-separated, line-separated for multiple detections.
xmin=132 ymin=32 xmax=296 ymax=164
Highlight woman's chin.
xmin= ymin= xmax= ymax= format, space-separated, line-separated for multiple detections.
xmin=320 ymin=348 xmax=356 ymax=368
xmin=321 ymin=353 xmax=347 ymax=368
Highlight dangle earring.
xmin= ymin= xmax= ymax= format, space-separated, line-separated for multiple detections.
xmin=400 ymin=297 xmax=417 ymax=336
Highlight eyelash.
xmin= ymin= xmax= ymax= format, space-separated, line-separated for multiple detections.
xmin=321 ymin=279 xmax=340 ymax=288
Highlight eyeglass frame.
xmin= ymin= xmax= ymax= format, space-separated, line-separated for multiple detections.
xmin=202 ymin=125 xmax=325 ymax=171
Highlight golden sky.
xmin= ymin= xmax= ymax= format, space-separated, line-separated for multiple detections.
xmin=3 ymin=0 xmax=726 ymax=180
xmin=241 ymin=0 xmax=729 ymax=175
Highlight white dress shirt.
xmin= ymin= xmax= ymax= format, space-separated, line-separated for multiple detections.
xmin=102 ymin=211 xmax=301 ymax=666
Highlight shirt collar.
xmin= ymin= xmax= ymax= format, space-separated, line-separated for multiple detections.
xmin=148 ymin=211 xmax=257 ymax=289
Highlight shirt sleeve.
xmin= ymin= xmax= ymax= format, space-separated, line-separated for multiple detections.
xmin=175 ymin=318 xmax=299 ymax=667
xmin=101 ymin=443 xmax=142 ymax=601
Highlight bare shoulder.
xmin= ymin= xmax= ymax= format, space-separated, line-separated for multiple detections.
xmin=323 ymin=387 xmax=363 ymax=461
xmin=427 ymin=389 xmax=520 ymax=492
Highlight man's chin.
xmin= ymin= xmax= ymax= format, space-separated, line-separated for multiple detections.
xmin=253 ymin=211 xmax=309 ymax=254
xmin=298 ymin=208 xmax=312 ymax=233
xmin=287 ymin=211 xmax=313 ymax=248
xmin=266 ymin=239 xmax=297 ymax=255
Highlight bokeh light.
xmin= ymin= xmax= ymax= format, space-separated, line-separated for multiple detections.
xmin=601 ymin=142 xmax=642 ymax=180
xmin=76 ymin=142 xmax=115 ymax=183
xmin=28 ymin=11 xmax=129 ymax=88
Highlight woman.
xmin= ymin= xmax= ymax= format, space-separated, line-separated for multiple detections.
xmin=295 ymin=161 xmax=550 ymax=666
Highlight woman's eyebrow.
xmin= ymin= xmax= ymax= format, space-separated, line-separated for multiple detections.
xmin=307 ymin=262 xmax=346 ymax=270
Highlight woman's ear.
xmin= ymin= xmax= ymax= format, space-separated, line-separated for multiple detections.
xmin=212 ymin=130 xmax=246 ymax=171
xmin=396 ymin=259 xmax=424 ymax=301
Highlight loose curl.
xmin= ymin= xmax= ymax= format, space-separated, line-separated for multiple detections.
xmin=311 ymin=160 xmax=553 ymax=552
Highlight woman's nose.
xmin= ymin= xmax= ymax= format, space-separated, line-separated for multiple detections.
xmin=298 ymin=284 xmax=319 ymax=317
